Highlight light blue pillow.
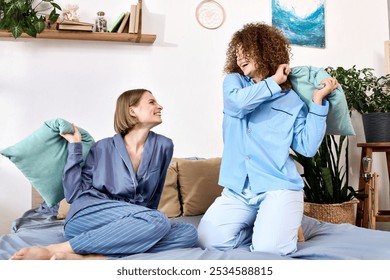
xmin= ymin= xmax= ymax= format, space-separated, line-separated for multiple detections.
xmin=290 ymin=66 xmax=356 ymax=136
xmin=0 ymin=118 xmax=95 ymax=207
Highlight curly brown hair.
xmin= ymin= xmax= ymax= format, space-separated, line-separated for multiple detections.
xmin=223 ymin=22 xmax=292 ymax=90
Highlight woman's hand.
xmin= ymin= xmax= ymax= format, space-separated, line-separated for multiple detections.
xmin=312 ymin=77 xmax=339 ymax=105
xmin=61 ymin=123 xmax=82 ymax=143
xmin=272 ymin=64 xmax=290 ymax=85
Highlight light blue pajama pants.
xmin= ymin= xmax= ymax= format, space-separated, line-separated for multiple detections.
xmin=198 ymin=187 xmax=304 ymax=256
xmin=64 ymin=201 xmax=198 ymax=257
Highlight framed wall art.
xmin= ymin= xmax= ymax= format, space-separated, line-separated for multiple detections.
xmin=272 ymin=0 xmax=325 ymax=48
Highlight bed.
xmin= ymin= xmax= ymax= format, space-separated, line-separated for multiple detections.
xmin=1 ymin=202 xmax=390 ymax=260
xmin=1 ymin=157 xmax=390 ymax=260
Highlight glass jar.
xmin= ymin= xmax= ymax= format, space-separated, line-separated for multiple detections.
xmin=95 ymin=11 xmax=107 ymax=32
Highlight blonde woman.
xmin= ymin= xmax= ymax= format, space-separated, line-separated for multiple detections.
xmin=11 ymin=89 xmax=197 ymax=260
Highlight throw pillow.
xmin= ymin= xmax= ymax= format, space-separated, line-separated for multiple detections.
xmin=0 ymin=118 xmax=95 ymax=207
xmin=57 ymin=199 xmax=70 ymax=220
xmin=157 ymin=159 xmax=182 ymax=218
xmin=177 ymin=157 xmax=223 ymax=216
xmin=289 ymin=65 xmax=356 ymax=136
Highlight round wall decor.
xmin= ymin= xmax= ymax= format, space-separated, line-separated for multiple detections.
xmin=195 ymin=0 xmax=225 ymax=30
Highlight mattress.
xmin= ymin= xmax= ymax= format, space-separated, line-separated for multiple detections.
xmin=1 ymin=205 xmax=390 ymax=260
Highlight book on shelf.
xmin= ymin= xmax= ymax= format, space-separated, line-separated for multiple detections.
xmin=59 ymin=19 xmax=94 ymax=26
xmin=117 ymin=12 xmax=130 ymax=33
xmin=57 ymin=19 xmax=94 ymax=32
xmin=109 ymin=12 xmax=125 ymax=32
xmin=129 ymin=4 xmax=137 ymax=34
xmin=58 ymin=24 xmax=94 ymax=32
xmin=135 ymin=0 xmax=142 ymax=34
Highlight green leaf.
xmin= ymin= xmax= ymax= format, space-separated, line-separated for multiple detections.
xmin=49 ymin=9 xmax=59 ymax=22
xmin=24 ymin=27 xmax=37 ymax=38
xmin=11 ymin=25 xmax=23 ymax=38
xmin=15 ymin=0 xmax=26 ymax=10
xmin=34 ymin=18 xmax=45 ymax=33
xmin=51 ymin=3 xmax=62 ymax=10
xmin=320 ymin=167 xmax=333 ymax=199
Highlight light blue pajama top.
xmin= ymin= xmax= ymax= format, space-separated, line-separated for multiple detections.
xmin=219 ymin=73 xmax=329 ymax=194
xmin=62 ymin=132 xmax=173 ymax=223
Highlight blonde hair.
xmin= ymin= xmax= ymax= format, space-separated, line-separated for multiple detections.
xmin=114 ymin=89 xmax=150 ymax=135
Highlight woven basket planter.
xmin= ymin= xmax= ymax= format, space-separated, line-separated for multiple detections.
xmin=304 ymin=200 xmax=359 ymax=224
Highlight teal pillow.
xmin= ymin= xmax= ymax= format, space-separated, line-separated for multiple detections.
xmin=0 ymin=118 xmax=95 ymax=207
xmin=290 ymin=66 xmax=356 ymax=136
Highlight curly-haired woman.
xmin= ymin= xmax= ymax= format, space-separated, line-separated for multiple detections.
xmin=198 ymin=22 xmax=338 ymax=256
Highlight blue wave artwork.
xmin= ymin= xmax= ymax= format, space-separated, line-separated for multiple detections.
xmin=272 ymin=0 xmax=325 ymax=48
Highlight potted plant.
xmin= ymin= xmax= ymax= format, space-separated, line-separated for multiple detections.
xmin=292 ymin=65 xmax=389 ymax=224
xmin=325 ymin=66 xmax=390 ymax=142
xmin=292 ymin=135 xmax=364 ymax=224
xmin=292 ymin=66 xmax=390 ymax=224
xmin=0 ymin=0 xmax=61 ymax=39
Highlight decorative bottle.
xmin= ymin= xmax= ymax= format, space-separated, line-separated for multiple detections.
xmin=95 ymin=11 xmax=107 ymax=32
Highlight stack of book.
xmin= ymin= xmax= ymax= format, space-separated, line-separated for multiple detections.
xmin=57 ymin=19 xmax=94 ymax=32
xmin=110 ymin=0 xmax=142 ymax=34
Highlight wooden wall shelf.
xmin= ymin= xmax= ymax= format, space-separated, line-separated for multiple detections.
xmin=0 ymin=30 xmax=156 ymax=44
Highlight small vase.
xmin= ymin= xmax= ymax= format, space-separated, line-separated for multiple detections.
xmin=95 ymin=11 xmax=107 ymax=32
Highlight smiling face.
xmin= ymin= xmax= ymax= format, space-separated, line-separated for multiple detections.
xmin=236 ymin=46 xmax=262 ymax=82
xmin=131 ymin=91 xmax=163 ymax=129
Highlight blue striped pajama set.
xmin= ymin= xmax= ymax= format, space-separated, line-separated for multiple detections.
xmin=62 ymin=132 xmax=197 ymax=257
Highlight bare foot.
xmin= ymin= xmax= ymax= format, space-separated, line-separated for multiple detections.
xmin=10 ymin=246 xmax=53 ymax=260
xmin=10 ymin=241 xmax=107 ymax=260
xmin=51 ymin=252 xmax=106 ymax=260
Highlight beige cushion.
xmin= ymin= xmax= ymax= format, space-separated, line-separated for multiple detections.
xmin=157 ymin=159 xmax=182 ymax=217
xmin=177 ymin=157 xmax=223 ymax=216
xmin=57 ymin=199 xmax=70 ymax=220
xmin=31 ymin=186 xmax=43 ymax=209
xmin=57 ymin=158 xmax=182 ymax=220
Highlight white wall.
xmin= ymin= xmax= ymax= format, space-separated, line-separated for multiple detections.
xmin=0 ymin=0 xmax=389 ymax=234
